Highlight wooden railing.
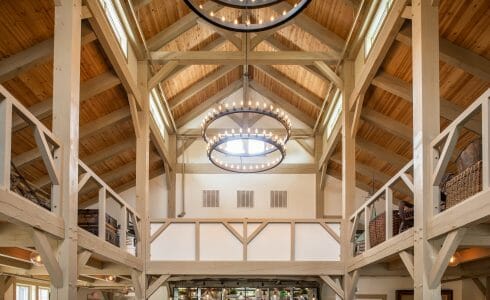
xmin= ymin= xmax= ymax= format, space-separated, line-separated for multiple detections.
xmin=0 ymin=86 xmax=65 ymax=239
xmin=428 ymin=88 xmax=490 ymax=239
xmin=349 ymin=161 xmax=414 ymax=255
xmin=78 ymin=160 xmax=142 ymax=257
xmin=150 ymin=218 xmax=342 ymax=262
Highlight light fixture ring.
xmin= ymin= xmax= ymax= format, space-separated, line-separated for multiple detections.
xmin=183 ymin=0 xmax=311 ymax=32
xmin=201 ymin=104 xmax=292 ymax=146
xmin=207 ymin=134 xmax=286 ymax=173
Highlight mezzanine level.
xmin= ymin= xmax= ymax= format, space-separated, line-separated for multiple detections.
xmin=347 ymin=88 xmax=490 ymax=280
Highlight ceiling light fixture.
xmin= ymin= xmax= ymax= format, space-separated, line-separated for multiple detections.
xmin=184 ymin=0 xmax=311 ymax=32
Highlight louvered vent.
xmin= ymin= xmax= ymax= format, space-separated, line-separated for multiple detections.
xmin=202 ymin=190 xmax=220 ymax=208
xmin=270 ymin=191 xmax=287 ymax=208
xmin=237 ymin=190 xmax=254 ymax=208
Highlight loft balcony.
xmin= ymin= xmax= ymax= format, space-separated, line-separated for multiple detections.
xmin=149 ymin=218 xmax=343 ymax=276
xmin=347 ymin=88 xmax=490 ymax=273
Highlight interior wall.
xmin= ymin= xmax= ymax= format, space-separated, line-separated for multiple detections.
xmin=323 ymin=175 xmax=369 ymax=217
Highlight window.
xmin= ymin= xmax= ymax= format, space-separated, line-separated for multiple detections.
xmin=225 ymin=140 xmax=266 ymax=155
xmin=150 ymin=88 xmax=167 ymax=137
xmin=38 ymin=288 xmax=50 ymax=300
xmin=16 ymin=285 xmax=30 ymax=300
xmin=99 ymin=0 xmax=128 ymax=57
xmin=202 ymin=190 xmax=220 ymax=208
xmin=326 ymin=93 xmax=342 ymax=138
xmin=237 ymin=190 xmax=254 ymax=208
xmin=364 ymin=0 xmax=394 ymax=57
xmin=270 ymin=191 xmax=287 ymax=208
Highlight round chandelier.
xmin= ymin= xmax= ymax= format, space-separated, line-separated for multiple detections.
xmin=183 ymin=0 xmax=311 ymax=32
xmin=201 ymin=100 xmax=292 ymax=173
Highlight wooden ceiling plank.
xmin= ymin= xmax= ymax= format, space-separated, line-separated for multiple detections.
xmin=169 ymin=65 xmax=236 ymax=109
xmin=150 ymin=51 xmax=337 ymax=65
xmin=249 ymin=80 xmax=315 ymax=128
xmin=271 ymin=2 xmax=344 ymax=57
xmin=361 ymin=108 xmax=412 ymax=140
xmin=255 ymin=65 xmax=323 ymax=108
xmin=348 ymin=0 xmax=408 ymax=111
xmin=12 ymin=71 xmax=121 ymax=133
xmin=175 ymin=80 xmax=243 ymax=128
xmin=397 ymin=26 xmax=490 ymax=82
xmin=149 ymin=36 xmax=228 ymax=89
xmin=356 ymin=137 xmax=409 ymax=169
xmin=0 ymin=24 xmax=96 ymax=84
xmin=196 ymin=20 xmax=242 ymax=50
xmin=82 ymin=139 xmax=136 ymax=167
xmin=18 ymin=106 xmax=131 ymax=176
xmin=372 ymin=72 xmax=482 ymax=134
xmin=146 ymin=3 xmax=220 ymax=51
xmin=263 ymin=37 xmax=327 ymax=81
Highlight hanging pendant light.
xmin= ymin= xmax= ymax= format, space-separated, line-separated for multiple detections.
xmin=184 ymin=0 xmax=311 ymax=32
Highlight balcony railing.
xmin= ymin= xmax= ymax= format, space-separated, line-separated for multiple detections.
xmin=0 ymin=85 xmax=64 ymax=238
xmin=150 ymin=218 xmax=341 ymax=262
xmin=78 ymin=160 xmax=142 ymax=258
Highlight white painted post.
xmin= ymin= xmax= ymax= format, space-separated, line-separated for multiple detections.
xmin=412 ymin=0 xmax=441 ymax=299
xmin=385 ymin=188 xmax=393 ymax=240
xmin=120 ymin=206 xmax=128 ymax=251
xmin=51 ymin=0 xmax=81 ymax=297
xmin=0 ymin=99 xmax=12 ymax=190
xmin=482 ymin=97 xmax=490 ymax=190
xmin=341 ymin=59 xmax=357 ymax=300
xmin=98 ymin=187 xmax=106 ymax=241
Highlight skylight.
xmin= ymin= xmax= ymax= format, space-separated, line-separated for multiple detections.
xmin=364 ymin=0 xmax=393 ymax=57
xmin=150 ymin=89 xmax=167 ymax=137
xmin=326 ymin=93 xmax=342 ymax=138
xmin=99 ymin=0 xmax=128 ymax=57
xmin=224 ymin=140 xmax=267 ymax=156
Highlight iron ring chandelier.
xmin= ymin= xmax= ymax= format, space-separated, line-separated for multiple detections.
xmin=201 ymin=101 xmax=292 ymax=173
xmin=207 ymin=134 xmax=286 ymax=173
xmin=183 ymin=0 xmax=311 ymax=32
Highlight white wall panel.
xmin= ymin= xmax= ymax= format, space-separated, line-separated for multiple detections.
xmin=295 ymin=223 xmax=340 ymax=261
xmin=151 ymin=223 xmax=195 ymax=261
xmin=199 ymin=223 xmax=243 ymax=261
xmin=247 ymin=223 xmax=290 ymax=261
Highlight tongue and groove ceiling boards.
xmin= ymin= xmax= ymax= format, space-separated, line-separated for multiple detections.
xmin=0 ymin=0 xmax=488 ymax=202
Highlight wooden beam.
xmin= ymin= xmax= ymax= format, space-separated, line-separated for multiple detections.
xmin=348 ymin=0 xmax=407 ymax=111
xmin=146 ymin=275 xmax=170 ymax=299
xmin=174 ymin=163 xmax=316 ymax=174
xmin=148 ymin=261 xmax=344 ymax=276
xmin=0 ymin=25 xmax=96 ymax=84
xmin=196 ymin=20 xmax=242 ymax=50
xmin=471 ymin=278 xmax=486 ymax=296
xmin=412 ymin=1 xmax=441 ymax=297
xmin=250 ymin=81 xmax=315 ymax=127
xmin=320 ymin=276 xmax=344 ymax=299
xmin=176 ymin=80 xmax=242 ymax=128
xmin=12 ymin=71 xmax=121 ymax=133
xmin=356 ymin=137 xmax=409 ymax=169
xmin=146 ymin=2 xmax=219 ymax=51
xmin=361 ymin=108 xmax=412 ymax=140
xmin=397 ymin=26 xmax=490 ymax=82
xmin=372 ymin=71 xmax=482 ymax=134
xmin=151 ymin=51 xmax=337 ymax=65
xmin=77 ymin=251 xmax=92 ymax=273
xmin=399 ymin=251 xmax=415 ymax=279
xmin=32 ymin=230 xmax=63 ymax=288
xmin=169 ymin=65 xmax=236 ymax=109
xmin=86 ymin=0 xmax=142 ymax=108
xmin=429 ymin=229 xmax=467 ymax=288
xmin=255 ymin=65 xmax=323 ymax=108
xmin=82 ymin=139 xmax=135 ymax=166
xmin=296 ymin=139 xmax=314 ymax=157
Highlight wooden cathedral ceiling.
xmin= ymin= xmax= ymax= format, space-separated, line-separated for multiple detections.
xmin=0 ymin=0 xmax=489 ymax=198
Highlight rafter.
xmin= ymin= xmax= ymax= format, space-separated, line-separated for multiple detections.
xmin=12 ymin=71 xmax=120 ymax=132
xmin=13 ymin=107 xmax=131 ymax=168
xmin=250 ymin=81 xmax=316 ymax=127
xmin=146 ymin=2 xmax=219 ymax=51
xmin=256 ymin=65 xmax=323 ymax=108
xmin=169 ymin=65 xmax=237 ymax=109
xmin=372 ymin=71 xmax=481 ymax=134
xmin=151 ymin=51 xmax=337 ymax=65
xmin=356 ymin=137 xmax=410 ymax=169
xmin=361 ymin=108 xmax=412 ymax=140
xmin=397 ymin=25 xmax=490 ymax=82
xmin=196 ymin=20 xmax=242 ymax=50
xmin=176 ymin=80 xmax=243 ymax=127
xmin=0 ymin=24 xmax=96 ymax=83
xmin=148 ymin=36 xmax=228 ymax=89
